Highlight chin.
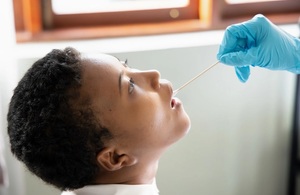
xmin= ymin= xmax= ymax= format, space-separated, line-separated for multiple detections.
xmin=182 ymin=114 xmax=191 ymax=136
xmin=176 ymin=113 xmax=191 ymax=141
xmin=181 ymin=105 xmax=191 ymax=128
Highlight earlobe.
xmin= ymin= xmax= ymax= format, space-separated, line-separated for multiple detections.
xmin=97 ymin=148 xmax=137 ymax=171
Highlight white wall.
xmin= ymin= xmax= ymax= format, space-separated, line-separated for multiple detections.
xmin=0 ymin=1 xmax=298 ymax=194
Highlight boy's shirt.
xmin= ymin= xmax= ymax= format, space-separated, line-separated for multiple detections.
xmin=61 ymin=179 xmax=159 ymax=195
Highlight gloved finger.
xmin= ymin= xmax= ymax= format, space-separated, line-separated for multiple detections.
xmin=219 ymin=44 xmax=260 ymax=67
xmin=217 ymin=26 xmax=249 ymax=59
xmin=218 ymin=51 xmax=250 ymax=67
xmin=235 ymin=66 xmax=250 ymax=83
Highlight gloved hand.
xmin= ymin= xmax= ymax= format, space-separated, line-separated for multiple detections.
xmin=217 ymin=14 xmax=300 ymax=82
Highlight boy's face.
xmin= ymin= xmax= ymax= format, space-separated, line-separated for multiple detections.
xmin=80 ymin=53 xmax=190 ymax=158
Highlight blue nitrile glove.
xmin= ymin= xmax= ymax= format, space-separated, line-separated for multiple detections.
xmin=217 ymin=14 xmax=300 ymax=82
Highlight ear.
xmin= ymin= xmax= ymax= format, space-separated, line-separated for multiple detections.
xmin=96 ymin=148 xmax=137 ymax=171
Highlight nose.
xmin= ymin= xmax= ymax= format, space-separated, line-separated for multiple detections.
xmin=141 ymin=70 xmax=160 ymax=90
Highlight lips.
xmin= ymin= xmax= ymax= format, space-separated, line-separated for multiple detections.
xmin=164 ymin=80 xmax=176 ymax=109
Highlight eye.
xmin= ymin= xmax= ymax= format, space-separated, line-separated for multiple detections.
xmin=121 ymin=59 xmax=129 ymax=68
xmin=128 ymin=78 xmax=135 ymax=94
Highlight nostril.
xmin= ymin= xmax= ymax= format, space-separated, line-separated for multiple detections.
xmin=152 ymin=70 xmax=160 ymax=89
xmin=152 ymin=78 xmax=160 ymax=90
xmin=145 ymin=69 xmax=160 ymax=90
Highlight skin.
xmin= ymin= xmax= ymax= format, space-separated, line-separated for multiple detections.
xmin=79 ymin=53 xmax=191 ymax=185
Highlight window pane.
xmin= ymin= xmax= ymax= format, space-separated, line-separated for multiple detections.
xmin=52 ymin=0 xmax=190 ymax=14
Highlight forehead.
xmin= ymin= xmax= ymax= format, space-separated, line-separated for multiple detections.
xmin=79 ymin=53 xmax=121 ymax=107
xmin=80 ymin=53 xmax=122 ymax=80
xmin=78 ymin=53 xmax=128 ymax=131
xmin=81 ymin=53 xmax=119 ymax=65
xmin=80 ymin=53 xmax=118 ymax=84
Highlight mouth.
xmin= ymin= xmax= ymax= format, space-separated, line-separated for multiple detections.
xmin=171 ymin=98 xmax=175 ymax=108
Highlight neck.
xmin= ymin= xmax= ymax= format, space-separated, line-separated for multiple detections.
xmin=95 ymin=159 xmax=159 ymax=185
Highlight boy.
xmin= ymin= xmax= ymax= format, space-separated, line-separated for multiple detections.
xmin=7 ymin=47 xmax=191 ymax=195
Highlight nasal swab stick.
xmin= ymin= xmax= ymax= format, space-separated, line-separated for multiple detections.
xmin=173 ymin=61 xmax=220 ymax=96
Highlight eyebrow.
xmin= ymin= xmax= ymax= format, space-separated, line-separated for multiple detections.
xmin=118 ymin=70 xmax=124 ymax=96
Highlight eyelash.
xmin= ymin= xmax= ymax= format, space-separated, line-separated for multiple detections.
xmin=122 ymin=59 xmax=129 ymax=67
xmin=121 ymin=59 xmax=135 ymax=94
xmin=129 ymin=77 xmax=135 ymax=94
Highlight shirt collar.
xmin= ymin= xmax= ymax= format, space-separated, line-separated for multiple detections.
xmin=62 ymin=179 xmax=159 ymax=195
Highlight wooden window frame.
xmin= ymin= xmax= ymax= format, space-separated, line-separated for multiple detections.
xmin=222 ymin=0 xmax=300 ymax=18
xmin=13 ymin=0 xmax=300 ymax=43
xmin=211 ymin=0 xmax=300 ymax=28
xmin=14 ymin=0 xmax=206 ymax=42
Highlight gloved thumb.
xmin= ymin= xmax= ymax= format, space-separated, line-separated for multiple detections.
xmin=235 ymin=66 xmax=250 ymax=82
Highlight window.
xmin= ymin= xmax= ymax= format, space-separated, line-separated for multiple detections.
xmin=13 ymin=0 xmax=300 ymax=43
xmin=46 ymin=0 xmax=199 ymax=29
xmin=52 ymin=0 xmax=190 ymax=14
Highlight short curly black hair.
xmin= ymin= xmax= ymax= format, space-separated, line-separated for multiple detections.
xmin=7 ymin=47 xmax=112 ymax=190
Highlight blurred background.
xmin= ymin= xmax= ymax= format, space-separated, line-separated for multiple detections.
xmin=1 ymin=0 xmax=300 ymax=195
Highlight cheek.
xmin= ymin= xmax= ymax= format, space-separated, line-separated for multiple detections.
xmin=126 ymin=106 xmax=165 ymax=141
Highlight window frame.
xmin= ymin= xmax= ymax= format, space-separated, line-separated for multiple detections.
xmin=221 ymin=0 xmax=300 ymax=19
xmin=211 ymin=0 xmax=300 ymax=27
xmin=13 ymin=0 xmax=300 ymax=43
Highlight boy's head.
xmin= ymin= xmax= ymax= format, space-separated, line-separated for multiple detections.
xmin=7 ymin=47 xmax=190 ymax=190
